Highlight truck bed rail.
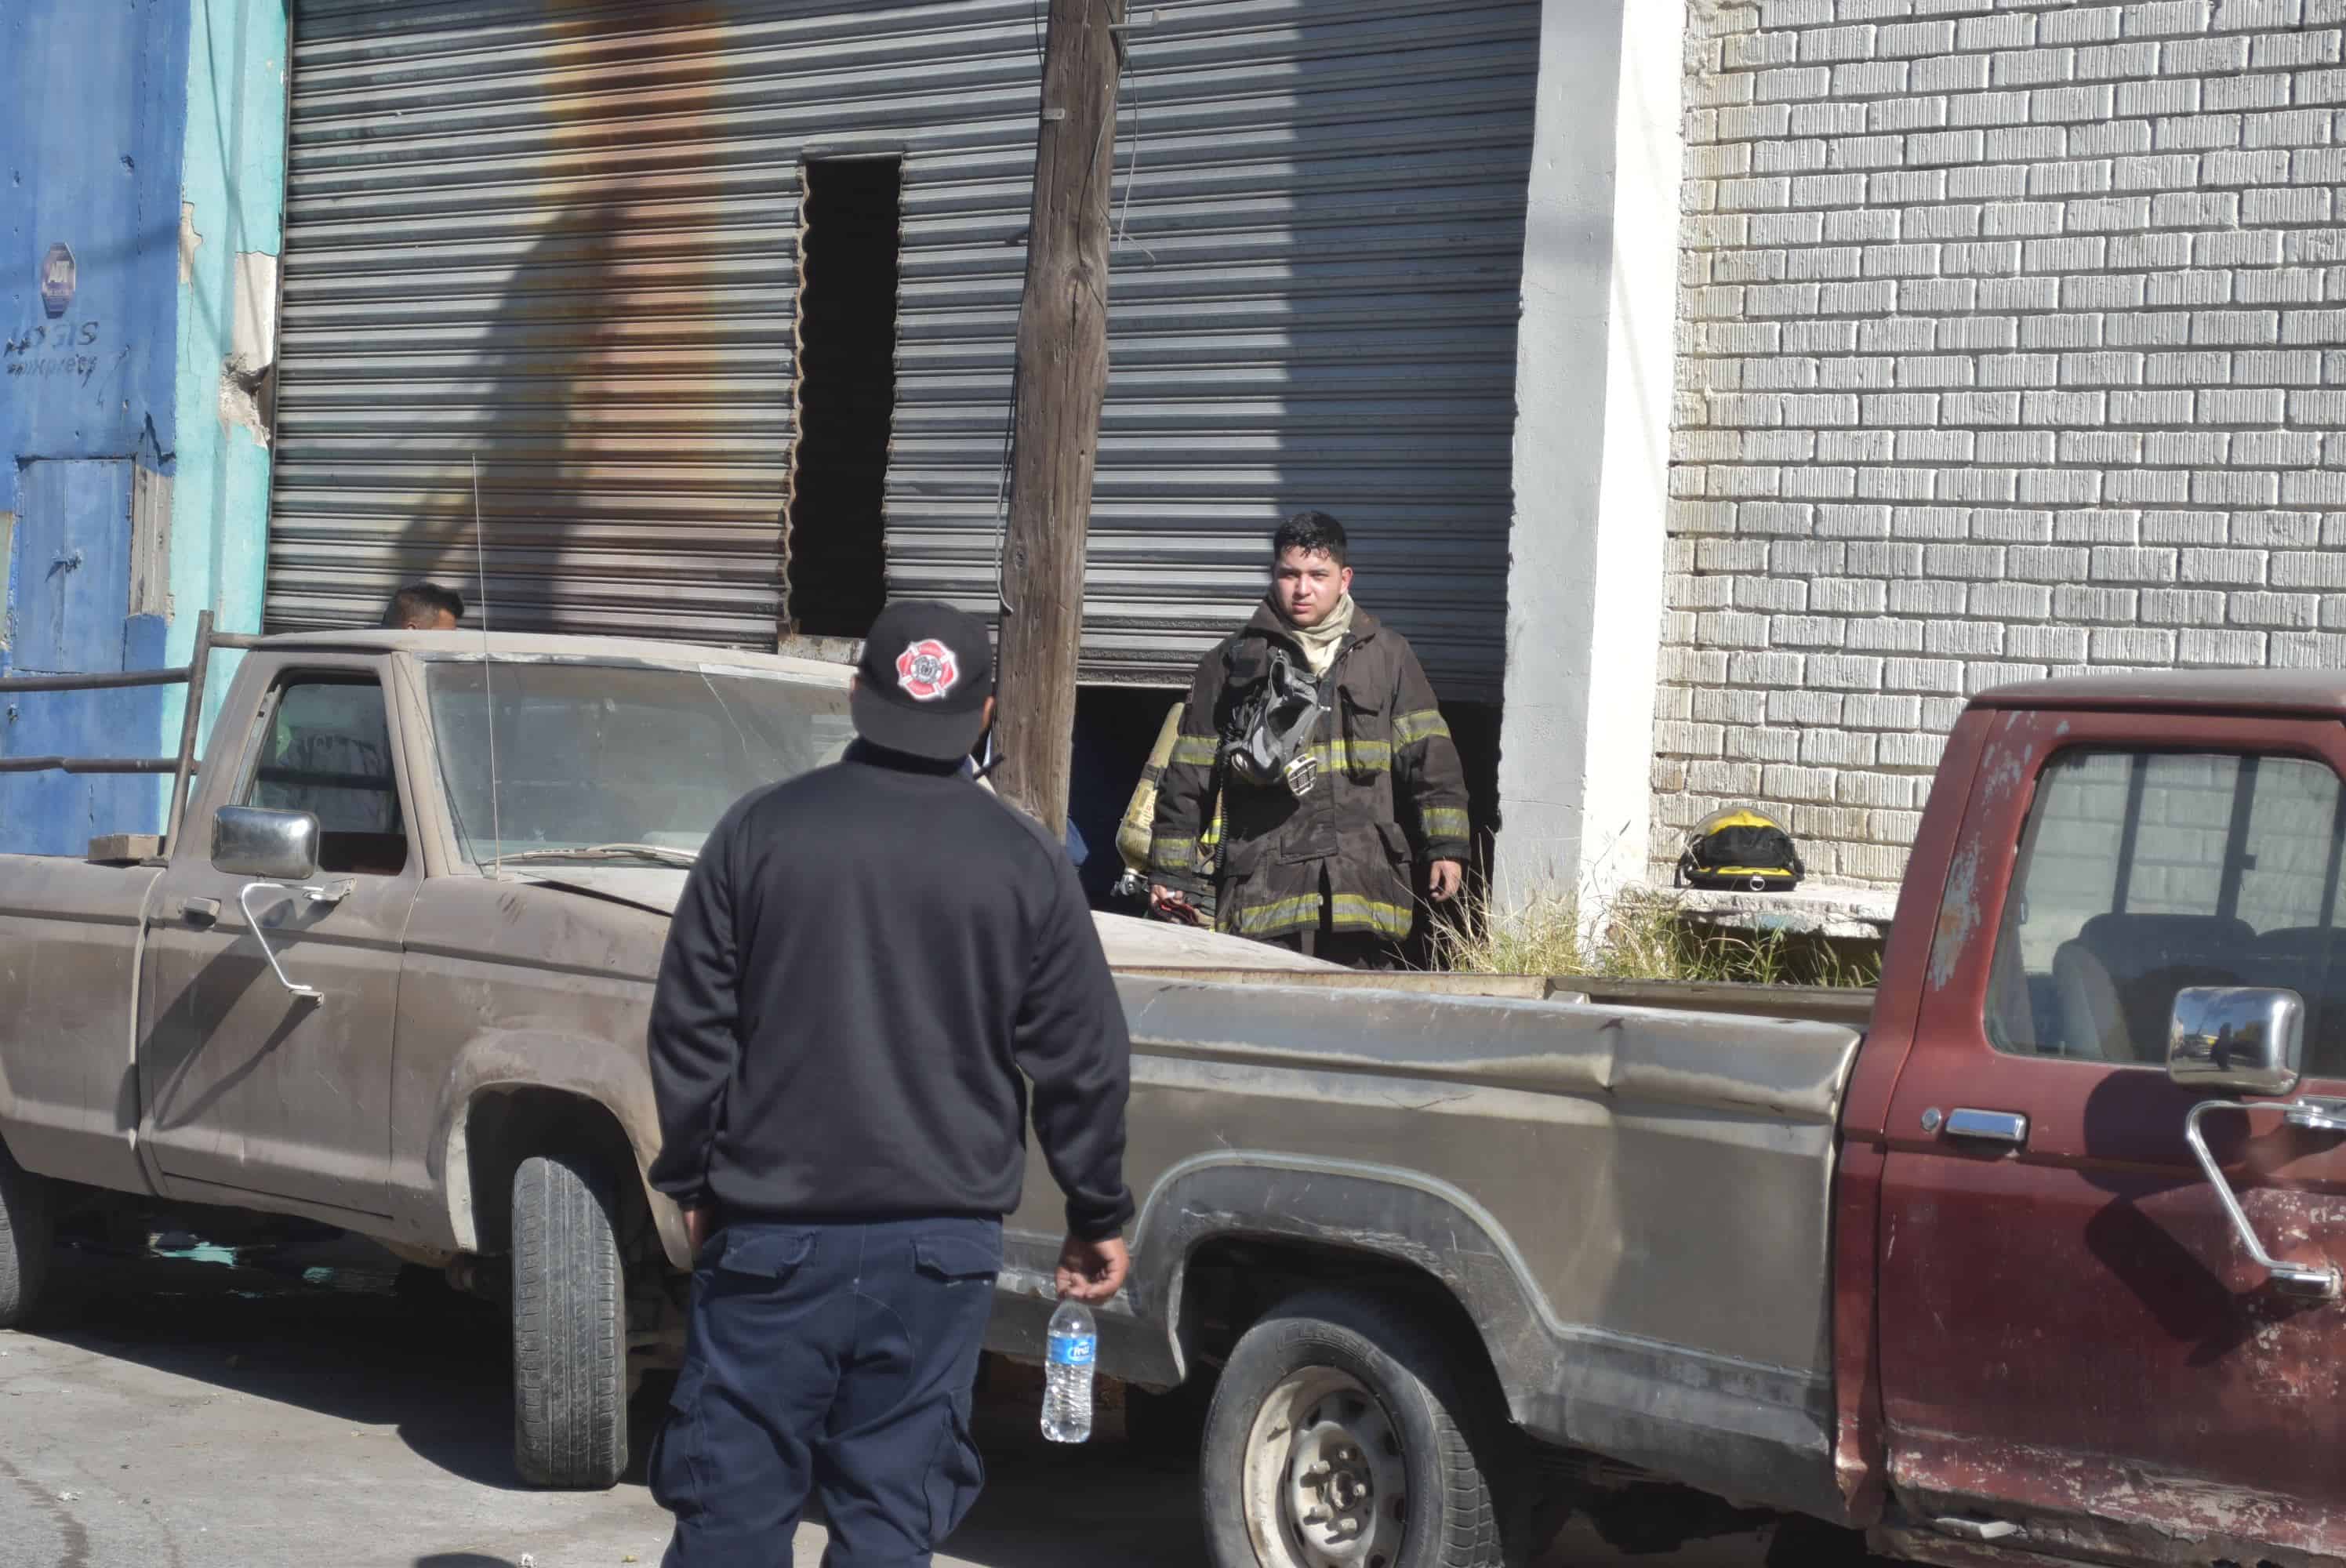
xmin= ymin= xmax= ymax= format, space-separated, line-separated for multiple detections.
xmin=1117 ymin=964 xmax=1877 ymax=1029
xmin=0 ymin=613 xmax=263 ymax=853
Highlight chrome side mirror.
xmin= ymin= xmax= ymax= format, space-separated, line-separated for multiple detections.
xmin=2171 ymin=986 xmax=2342 ymax=1299
xmin=2168 ymin=986 xmax=2305 ymax=1098
xmin=212 ymin=805 xmax=321 ymax=883
xmin=210 ymin=806 xmax=350 ymax=1001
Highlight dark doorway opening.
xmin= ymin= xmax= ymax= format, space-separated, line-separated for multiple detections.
xmin=1067 ymin=684 xmax=1189 ymax=909
xmin=786 ymin=158 xmax=902 ymax=639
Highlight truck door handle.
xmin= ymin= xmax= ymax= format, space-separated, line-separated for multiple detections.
xmin=178 ymin=896 xmax=221 ymax=924
xmin=1942 ymin=1108 xmax=2030 ymax=1145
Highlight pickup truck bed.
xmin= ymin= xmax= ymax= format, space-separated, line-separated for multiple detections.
xmin=1004 ymin=974 xmax=1864 ymax=1523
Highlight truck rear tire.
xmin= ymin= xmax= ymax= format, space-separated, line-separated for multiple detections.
xmin=510 ymin=1151 xmax=627 ymax=1488
xmin=1201 ymin=1289 xmax=1503 ymax=1568
xmin=0 ymin=1142 xmax=51 ymax=1329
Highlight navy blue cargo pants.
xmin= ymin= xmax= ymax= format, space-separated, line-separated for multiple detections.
xmin=652 ymin=1216 xmax=1002 ymax=1568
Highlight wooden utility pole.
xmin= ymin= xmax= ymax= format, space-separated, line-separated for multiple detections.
xmin=993 ymin=0 xmax=1126 ymax=833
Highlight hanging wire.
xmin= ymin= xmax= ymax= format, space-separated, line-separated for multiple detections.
xmin=993 ymin=354 xmax=1023 ymax=616
xmin=1113 ymin=18 xmax=1153 ymax=261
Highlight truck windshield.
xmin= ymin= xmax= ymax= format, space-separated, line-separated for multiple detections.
xmin=425 ymin=662 xmax=853 ymax=867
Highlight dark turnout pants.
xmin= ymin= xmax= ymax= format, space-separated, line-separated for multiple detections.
xmin=653 ymin=1216 xmax=1002 ymax=1568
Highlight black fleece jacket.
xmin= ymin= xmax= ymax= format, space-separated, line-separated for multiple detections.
xmin=645 ymin=742 xmax=1135 ymax=1241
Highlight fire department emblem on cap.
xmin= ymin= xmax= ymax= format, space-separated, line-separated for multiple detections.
xmin=895 ymin=640 xmax=961 ymax=702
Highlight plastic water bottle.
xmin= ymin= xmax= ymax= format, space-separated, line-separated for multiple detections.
xmin=1043 ymin=1298 xmax=1097 ymax=1443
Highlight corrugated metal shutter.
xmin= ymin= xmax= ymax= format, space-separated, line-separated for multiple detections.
xmin=892 ymin=0 xmax=1538 ymax=699
xmin=272 ymin=1 xmax=806 ymax=643
xmin=273 ymin=0 xmax=1535 ymax=693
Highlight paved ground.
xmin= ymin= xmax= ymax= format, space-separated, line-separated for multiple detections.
xmin=0 ymin=1236 xmax=1807 ymax=1568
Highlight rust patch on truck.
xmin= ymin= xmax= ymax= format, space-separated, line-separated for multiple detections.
xmin=1927 ymin=841 xmax=1981 ymax=993
xmin=1925 ymin=708 xmax=2061 ymax=993
xmin=1894 ymin=1428 xmax=2333 ymax=1566
xmin=1974 ymin=725 xmax=2029 ymax=809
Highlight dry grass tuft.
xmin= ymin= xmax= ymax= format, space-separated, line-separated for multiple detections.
xmin=1433 ymin=886 xmax=1880 ymax=989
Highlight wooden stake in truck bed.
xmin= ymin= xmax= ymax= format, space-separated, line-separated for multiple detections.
xmin=5 ymin=648 xmax=2346 ymax=1568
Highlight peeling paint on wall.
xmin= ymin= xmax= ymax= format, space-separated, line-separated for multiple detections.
xmin=217 ymin=358 xmax=268 ymax=443
xmin=176 ymin=200 xmax=201 ymax=285
xmin=0 ymin=511 xmax=13 ymax=653
xmin=230 ymin=249 xmax=274 ymax=366
xmin=216 ymin=248 xmax=276 ymax=442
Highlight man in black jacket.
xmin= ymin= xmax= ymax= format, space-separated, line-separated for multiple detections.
xmin=645 ymin=599 xmax=1132 ymax=1568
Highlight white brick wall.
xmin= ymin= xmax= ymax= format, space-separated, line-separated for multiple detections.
xmin=1660 ymin=0 xmax=2346 ymax=890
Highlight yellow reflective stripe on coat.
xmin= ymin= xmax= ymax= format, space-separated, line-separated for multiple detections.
xmin=1419 ymin=807 xmax=1470 ymax=840
xmin=1393 ymin=709 xmax=1451 ymax=748
xmin=1170 ymin=735 xmax=1219 ymax=766
xmin=1150 ymin=837 xmax=1197 ymax=870
xmin=1226 ymin=892 xmax=1411 ymax=938
xmin=1224 ymin=895 xmax=1321 ymax=935
xmin=1309 ymin=739 xmax=1389 ymax=772
xmin=1329 ymin=895 xmax=1412 ymax=935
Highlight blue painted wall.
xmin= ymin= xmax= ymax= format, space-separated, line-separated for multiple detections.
xmin=1 ymin=0 xmax=192 ymax=853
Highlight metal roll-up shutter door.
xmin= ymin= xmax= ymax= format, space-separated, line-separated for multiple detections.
xmin=890 ymin=0 xmax=1537 ymax=698
xmin=273 ymin=2 xmax=1534 ymax=690
xmin=273 ymin=2 xmax=803 ymax=643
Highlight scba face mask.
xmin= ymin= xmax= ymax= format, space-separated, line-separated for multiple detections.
xmin=1224 ymin=652 xmax=1324 ymax=798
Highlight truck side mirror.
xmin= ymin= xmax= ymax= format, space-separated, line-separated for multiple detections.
xmin=2170 ymin=986 xmax=2342 ymax=1299
xmin=212 ymin=805 xmax=321 ymax=884
xmin=2168 ymin=986 xmax=2305 ymax=1098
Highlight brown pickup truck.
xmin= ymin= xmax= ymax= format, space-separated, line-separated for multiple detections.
xmin=5 ymin=634 xmax=2345 ymax=1568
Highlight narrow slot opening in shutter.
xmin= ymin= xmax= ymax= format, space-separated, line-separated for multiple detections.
xmin=786 ymin=157 xmax=903 ymax=641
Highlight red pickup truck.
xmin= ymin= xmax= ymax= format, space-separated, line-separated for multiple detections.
xmin=1819 ymin=670 xmax=2346 ymax=1567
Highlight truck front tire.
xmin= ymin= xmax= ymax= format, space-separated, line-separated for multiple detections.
xmin=1201 ymin=1288 xmax=1504 ymax=1568
xmin=0 ymin=1141 xmax=51 ymax=1330
xmin=510 ymin=1151 xmax=627 ymax=1488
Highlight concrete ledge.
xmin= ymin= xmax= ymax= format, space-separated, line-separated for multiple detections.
xmin=1626 ymin=881 xmax=1898 ymax=942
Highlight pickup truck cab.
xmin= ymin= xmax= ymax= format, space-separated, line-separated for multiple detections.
xmin=1836 ymin=673 xmax=2346 ymax=1568
xmin=5 ymin=640 xmax=2345 ymax=1568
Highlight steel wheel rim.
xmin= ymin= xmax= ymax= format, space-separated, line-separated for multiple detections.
xmin=1240 ymin=1366 xmax=1407 ymax=1568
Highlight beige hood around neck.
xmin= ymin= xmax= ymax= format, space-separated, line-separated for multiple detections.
xmin=1280 ymin=593 xmax=1356 ymax=677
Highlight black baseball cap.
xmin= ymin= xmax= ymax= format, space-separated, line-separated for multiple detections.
xmin=851 ymin=600 xmax=995 ymax=762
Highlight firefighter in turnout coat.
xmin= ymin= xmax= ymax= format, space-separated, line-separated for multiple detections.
xmin=1149 ymin=512 xmax=1470 ymax=965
